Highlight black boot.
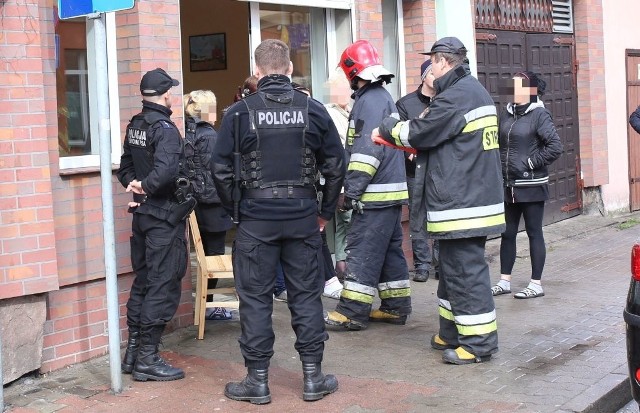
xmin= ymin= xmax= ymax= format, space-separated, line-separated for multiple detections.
xmin=132 ymin=326 xmax=184 ymax=382
xmin=121 ymin=329 xmax=140 ymax=374
xmin=302 ymin=362 xmax=338 ymax=401
xmin=224 ymin=368 xmax=271 ymax=404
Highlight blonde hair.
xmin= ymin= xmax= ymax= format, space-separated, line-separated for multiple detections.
xmin=184 ymin=90 xmax=217 ymax=118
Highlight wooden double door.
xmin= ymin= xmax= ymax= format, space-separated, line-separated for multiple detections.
xmin=476 ymin=30 xmax=581 ymax=225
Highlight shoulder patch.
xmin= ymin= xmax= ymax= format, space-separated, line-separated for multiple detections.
xmin=159 ymin=120 xmax=173 ymax=129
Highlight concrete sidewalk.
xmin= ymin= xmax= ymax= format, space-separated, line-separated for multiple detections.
xmin=4 ymin=211 xmax=640 ymax=413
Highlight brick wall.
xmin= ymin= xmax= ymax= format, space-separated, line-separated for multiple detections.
xmin=0 ymin=0 xmax=59 ymax=299
xmin=41 ymin=274 xmax=193 ymax=372
xmin=573 ymin=0 xmax=608 ymax=188
xmin=36 ymin=0 xmax=192 ymax=372
xmin=402 ymin=0 xmax=437 ymax=92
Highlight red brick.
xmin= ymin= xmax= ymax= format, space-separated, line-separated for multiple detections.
xmin=43 ymin=329 xmax=75 ymax=348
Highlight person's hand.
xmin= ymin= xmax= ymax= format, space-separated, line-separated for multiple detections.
xmin=371 ymin=127 xmax=382 ymax=143
xmin=126 ymin=180 xmax=146 ymax=195
xmin=127 ymin=201 xmax=140 ymax=209
xmin=341 ymin=196 xmax=364 ymax=214
xmin=318 ymin=216 xmax=329 ymax=232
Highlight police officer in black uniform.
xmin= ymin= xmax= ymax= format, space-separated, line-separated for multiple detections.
xmin=117 ymin=68 xmax=191 ymax=382
xmin=212 ymin=39 xmax=345 ymax=404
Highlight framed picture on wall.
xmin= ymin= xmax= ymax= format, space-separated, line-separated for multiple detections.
xmin=189 ymin=33 xmax=227 ymax=72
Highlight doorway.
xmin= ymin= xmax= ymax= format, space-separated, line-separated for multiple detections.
xmin=627 ymin=50 xmax=640 ymax=211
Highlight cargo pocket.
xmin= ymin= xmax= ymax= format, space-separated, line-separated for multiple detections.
xmin=233 ymin=239 xmax=266 ymax=294
xmin=130 ymin=236 xmax=146 ymax=274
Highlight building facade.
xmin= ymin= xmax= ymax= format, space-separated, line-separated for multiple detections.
xmin=0 ymin=0 xmax=634 ymax=380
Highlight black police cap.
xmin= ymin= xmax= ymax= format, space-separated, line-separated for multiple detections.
xmin=140 ymin=68 xmax=180 ymax=96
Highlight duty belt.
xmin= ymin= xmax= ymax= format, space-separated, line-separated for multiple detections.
xmin=243 ymin=187 xmax=316 ymax=199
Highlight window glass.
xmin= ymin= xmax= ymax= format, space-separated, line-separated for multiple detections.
xmin=56 ymin=19 xmax=93 ymax=157
xmin=382 ymin=0 xmax=400 ymax=101
xmin=253 ymin=4 xmax=353 ymax=105
xmin=259 ymin=4 xmax=315 ymax=92
xmin=54 ymin=13 xmax=121 ymax=171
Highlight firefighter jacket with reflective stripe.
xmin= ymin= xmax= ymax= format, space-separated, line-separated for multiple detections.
xmin=117 ymin=101 xmax=185 ymax=217
xmin=499 ymin=100 xmax=563 ymax=188
xmin=345 ymin=82 xmax=408 ymax=208
xmin=378 ymin=64 xmax=505 ymax=239
xmin=212 ymin=74 xmax=345 ymax=221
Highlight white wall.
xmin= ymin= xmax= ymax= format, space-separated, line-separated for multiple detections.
xmin=602 ymin=1 xmax=640 ymax=213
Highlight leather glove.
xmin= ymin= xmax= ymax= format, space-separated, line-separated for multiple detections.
xmin=342 ymin=196 xmax=364 ymax=214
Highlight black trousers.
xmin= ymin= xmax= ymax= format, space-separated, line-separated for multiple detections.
xmin=126 ymin=213 xmax=187 ymax=333
xmin=233 ymin=215 xmax=327 ymax=368
xmin=500 ymin=201 xmax=546 ymax=280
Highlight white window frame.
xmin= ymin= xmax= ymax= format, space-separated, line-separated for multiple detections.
xmin=59 ymin=12 xmax=121 ymax=171
xmin=248 ymin=1 xmax=354 ymax=104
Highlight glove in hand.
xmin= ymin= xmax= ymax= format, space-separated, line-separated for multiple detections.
xmin=342 ymin=196 xmax=364 ymax=214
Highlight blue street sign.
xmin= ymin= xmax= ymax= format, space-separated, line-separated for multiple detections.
xmin=58 ymin=0 xmax=134 ymax=19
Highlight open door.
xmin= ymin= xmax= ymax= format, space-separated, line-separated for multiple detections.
xmin=627 ymin=50 xmax=640 ymax=211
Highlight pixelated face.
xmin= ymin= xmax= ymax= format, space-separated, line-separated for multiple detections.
xmin=499 ymin=77 xmax=538 ymax=104
xmin=200 ymin=103 xmax=216 ymax=123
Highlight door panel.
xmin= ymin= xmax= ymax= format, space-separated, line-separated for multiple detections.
xmin=476 ymin=30 xmax=581 ymax=225
xmin=628 ymin=53 xmax=640 ymax=211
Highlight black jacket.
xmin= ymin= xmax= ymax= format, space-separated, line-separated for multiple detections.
xmin=212 ymin=75 xmax=345 ymax=221
xmin=117 ymin=101 xmax=184 ymax=218
xmin=499 ymin=101 xmax=563 ymax=188
xmin=184 ymin=116 xmax=221 ymax=204
xmin=395 ymin=86 xmax=431 ymax=178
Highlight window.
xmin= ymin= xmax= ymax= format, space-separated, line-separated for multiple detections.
xmin=55 ymin=13 xmax=121 ymax=171
xmin=249 ymin=2 xmax=352 ymax=104
xmin=552 ymin=0 xmax=573 ymax=33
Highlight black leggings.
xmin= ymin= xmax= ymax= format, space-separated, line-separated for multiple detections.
xmin=499 ymin=201 xmax=546 ymax=280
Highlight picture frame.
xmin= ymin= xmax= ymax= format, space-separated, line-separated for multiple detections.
xmin=189 ymin=33 xmax=227 ymax=72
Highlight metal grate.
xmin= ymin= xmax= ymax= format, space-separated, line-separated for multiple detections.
xmin=552 ymin=0 xmax=573 ymax=33
xmin=475 ymin=0 xmax=555 ymax=33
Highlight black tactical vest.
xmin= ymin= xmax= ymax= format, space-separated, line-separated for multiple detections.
xmin=241 ymin=90 xmax=316 ymax=199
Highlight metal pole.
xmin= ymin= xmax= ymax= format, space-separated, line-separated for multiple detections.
xmin=89 ymin=12 xmax=122 ymax=393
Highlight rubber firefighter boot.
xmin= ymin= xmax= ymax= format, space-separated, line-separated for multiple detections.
xmin=302 ymin=362 xmax=339 ymax=401
xmin=121 ymin=329 xmax=140 ymax=374
xmin=442 ymin=347 xmax=491 ymax=365
xmin=132 ymin=327 xmax=185 ymax=381
xmin=224 ymin=368 xmax=271 ymax=404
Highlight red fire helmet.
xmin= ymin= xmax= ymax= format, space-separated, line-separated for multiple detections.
xmin=339 ymin=40 xmax=394 ymax=83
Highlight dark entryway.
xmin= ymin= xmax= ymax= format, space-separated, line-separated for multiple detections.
xmin=476 ymin=29 xmax=581 ymax=225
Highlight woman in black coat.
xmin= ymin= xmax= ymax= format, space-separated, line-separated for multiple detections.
xmin=184 ymin=90 xmax=233 ymax=319
xmin=491 ymin=71 xmax=563 ymax=299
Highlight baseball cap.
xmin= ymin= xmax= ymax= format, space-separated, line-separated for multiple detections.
xmin=420 ymin=59 xmax=432 ymax=81
xmin=420 ymin=37 xmax=467 ymax=56
xmin=140 ymin=68 xmax=180 ymax=96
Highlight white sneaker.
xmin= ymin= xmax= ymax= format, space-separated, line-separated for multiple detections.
xmin=323 ymin=276 xmax=343 ymax=299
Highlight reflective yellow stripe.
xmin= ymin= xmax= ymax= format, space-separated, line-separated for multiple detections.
xmin=457 ymin=320 xmax=497 ymax=336
xmin=379 ymin=287 xmax=410 ymax=300
xmin=439 ymin=306 xmax=454 ymax=321
xmin=390 ymin=121 xmax=404 ymax=146
xmin=462 ymin=115 xmax=497 ymax=133
xmin=348 ymin=162 xmax=377 ymax=176
xmin=427 ymin=213 xmax=505 ymax=233
xmin=361 ymin=190 xmax=408 ymax=202
xmin=341 ymin=290 xmax=374 ymax=304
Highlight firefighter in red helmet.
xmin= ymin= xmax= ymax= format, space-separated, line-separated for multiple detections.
xmin=325 ymin=40 xmax=412 ymax=330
